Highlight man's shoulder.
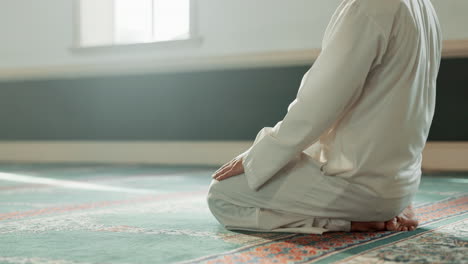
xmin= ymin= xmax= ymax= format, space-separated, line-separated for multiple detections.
xmin=351 ymin=0 xmax=401 ymax=17
xmin=344 ymin=0 xmax=402 ymax=37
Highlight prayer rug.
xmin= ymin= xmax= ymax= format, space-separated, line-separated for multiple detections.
xmin=0 ymin=163 xmax=466 ymax=264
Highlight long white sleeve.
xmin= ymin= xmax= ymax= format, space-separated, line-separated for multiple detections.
xmin=242 ymin=1 xmax=389 ymax=191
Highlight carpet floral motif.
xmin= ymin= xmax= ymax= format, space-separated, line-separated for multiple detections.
xmin=339 ymin=218 xmax=467 ymax=264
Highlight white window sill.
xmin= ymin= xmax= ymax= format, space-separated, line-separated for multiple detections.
xmin=69 ymin=36 xmax=203 ymax=53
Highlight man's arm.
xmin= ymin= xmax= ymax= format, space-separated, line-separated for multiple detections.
xmin=242 ymin=2 xmax=389 ymax=191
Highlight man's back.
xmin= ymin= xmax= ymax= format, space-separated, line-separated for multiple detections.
xmin=306 ymin=0 xmax=443 ymax=199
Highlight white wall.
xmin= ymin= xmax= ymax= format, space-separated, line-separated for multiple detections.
xmin=0 ymin=0 xmax=336 ymax=69
xmin=0 ymin=0 xmax=467 ymax=78
xmin=430 ymin=0 xmax=468 ymax=40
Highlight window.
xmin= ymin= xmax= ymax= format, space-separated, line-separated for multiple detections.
xmin=76 ymin=0 xmax=194 ymax=48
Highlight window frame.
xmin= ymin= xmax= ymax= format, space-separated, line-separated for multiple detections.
xmin=71 ymin=0 xmax=201 ymax=51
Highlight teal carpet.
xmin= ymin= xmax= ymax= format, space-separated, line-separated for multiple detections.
xmin=0 ymin=163 xmax=466 ymax=264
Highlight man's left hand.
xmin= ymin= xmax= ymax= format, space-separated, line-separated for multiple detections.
xmin=212 ymin=156 xmax=245 ymax=181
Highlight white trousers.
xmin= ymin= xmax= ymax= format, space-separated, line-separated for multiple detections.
xmin=207 ymin=152 xmax=414 ymax=234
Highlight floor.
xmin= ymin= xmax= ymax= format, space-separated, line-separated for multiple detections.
xmin=1 ymin=163 xmax=466 ymax=264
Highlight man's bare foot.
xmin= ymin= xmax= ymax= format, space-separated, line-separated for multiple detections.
xmin=385 ymin=204 xmax=419 ymax=231
xmin=350 ymin=221 xmax=386 ymax=232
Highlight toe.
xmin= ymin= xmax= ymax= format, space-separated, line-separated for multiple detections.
xmin=385 ymin=218 xmax=398 ymax=231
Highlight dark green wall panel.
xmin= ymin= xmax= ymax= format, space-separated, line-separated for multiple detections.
xmin=429 ymin=58 xmax=468 ymax=141
xmin=0 ymin=67 xmax=305 ymax=140
xmin=0 ymin=58 xmax=466 ymax=141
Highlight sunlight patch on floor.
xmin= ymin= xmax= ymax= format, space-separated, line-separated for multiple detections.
xmin=0 ymin=172 xmax=157 ymax=194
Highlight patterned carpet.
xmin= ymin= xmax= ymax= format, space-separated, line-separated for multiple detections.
xmin=0 ymin=163 xmax=466 ymax=264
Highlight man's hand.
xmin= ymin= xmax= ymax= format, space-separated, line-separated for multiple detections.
xmin=211 ymin=156 xmax=245 ymax=181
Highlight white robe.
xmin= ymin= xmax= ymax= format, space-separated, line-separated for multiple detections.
xmin=208 ymin=0 xmax=442 ymax=234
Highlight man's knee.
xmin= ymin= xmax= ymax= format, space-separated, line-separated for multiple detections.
xmin=206 ymin=182 xmax=231 ymax=219
xmin=206 ymin=191 xmax=232 ymax=228
xmin=206 ymin=192 xmax=260 ymax=230
xmin=208 ymin=174 xmax=245 ymax=192
xmin=206 ymin=191 xmax=219 ymax=217
xmin=207 ymin=178 xmax=221 ymax=194
xmin=207 ymin=177 xmax=241 ymax=203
